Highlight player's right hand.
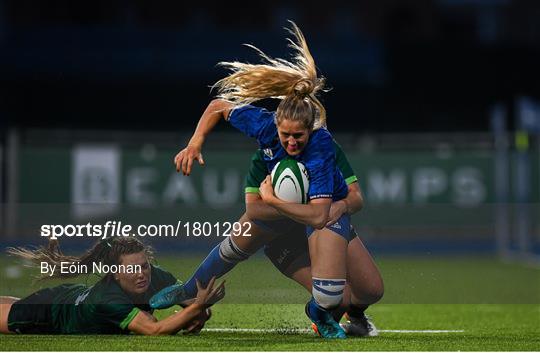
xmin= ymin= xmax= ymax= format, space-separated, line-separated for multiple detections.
xmin=174 ymin=144 xmax=205 ymax=175
xmin=259 ymin=175 xmax=277 ymax=204
xmin=194 ymin=277 xmax=225 ymax=307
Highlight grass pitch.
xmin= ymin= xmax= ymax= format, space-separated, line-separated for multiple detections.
xmin=1 ymin=254 xmax=539 ymax=351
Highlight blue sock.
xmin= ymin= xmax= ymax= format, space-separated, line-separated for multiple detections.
xmin=183 ymin=244 xmax=236 ymax=297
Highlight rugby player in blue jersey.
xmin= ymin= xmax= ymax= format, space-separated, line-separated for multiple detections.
xmin=151 ymin=22 xmax=383 ymax=338
xmin=245 ymin=147 xmax=383 ymax=337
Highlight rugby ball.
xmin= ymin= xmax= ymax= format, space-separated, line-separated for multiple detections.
xmin=271 ymin=158 xmax=309 ymax=204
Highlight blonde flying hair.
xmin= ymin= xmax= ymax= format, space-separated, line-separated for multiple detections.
xmin=213 ymin=21 xmax=327 ymax=130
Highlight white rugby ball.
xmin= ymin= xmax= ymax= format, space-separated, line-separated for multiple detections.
xmin=271 ymin=158 xmax=309 ymax=204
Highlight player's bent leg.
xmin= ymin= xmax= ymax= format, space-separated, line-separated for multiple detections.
xmin=264 ymin=221 xmax=381 ymax=335
xmin=282 ymin=256 xmax=311 ymax=291
xmin=150 ymin=216 xmax=276 ymax=309
xmin=264 ymin=227 xmax=353 ymax=323
xmin=151 ymin=236 xmax=254 ymax=309
xmin=280 ymin=255 xmax=351 ymax=323
xmin=306 ymin=228 xmax=348 ymax=339
xmin=0 ymin=297 xmax=20 ymax=334
xmin=340 ymin=233 xmax=383 ymax=337
xmin=231 ymin=213 xmax=279 ymax=254
xmin=263 ymin=220 xmax=310 ymax=289
xmin=346 ymin=236 xmax=384 ymax=305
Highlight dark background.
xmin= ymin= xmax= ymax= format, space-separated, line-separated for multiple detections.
xmin=1 ymin=0 xmax=539 ymax=133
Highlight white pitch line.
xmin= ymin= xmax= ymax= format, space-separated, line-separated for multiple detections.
xmin=380 ymin=330 xmax=464 ymax=333
xmin=203 ymin=328 xmax=464 ymax=334
xmin=203 ymin=328 xmax=311 ymax=333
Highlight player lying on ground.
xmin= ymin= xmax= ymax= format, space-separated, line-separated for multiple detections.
xmin=0 ymin=237 xmax=224 ymax=335
xmin=151 ymin=22 xmax=382 ymax=338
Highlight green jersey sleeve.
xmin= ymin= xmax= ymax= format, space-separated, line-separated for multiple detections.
xmin=96 ymin=302 xmax=139 ymax=330
xmin=245 ymin=150 xmax=268 ymax=193
xmin=333 ymin=140 xmax=358 ymax=185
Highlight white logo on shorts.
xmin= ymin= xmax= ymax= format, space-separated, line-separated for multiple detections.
xmin=330 ymin=222 xmax=342 ymax=230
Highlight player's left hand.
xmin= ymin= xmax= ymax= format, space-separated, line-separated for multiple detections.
xmin=326 ymin=200 xmax=347 ymax=226
xmin=259 ymin=175 xmax=276 ymax=204
xmin=194 ymin=277 xmax=225 ymax=307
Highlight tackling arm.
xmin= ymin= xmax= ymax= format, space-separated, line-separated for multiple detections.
xmin=332 ymin=182 xmax=363 ymax=217
xmin=128 ymin=277 xmax=224 ymax=335
xmin=127 ymin=304 xmax=206 ymax=336
xmin=344 ymin=182 xmax=364 ymax=214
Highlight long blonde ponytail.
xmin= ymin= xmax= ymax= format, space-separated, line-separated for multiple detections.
xmin=213 ymin=21 xmax=327 ymax=129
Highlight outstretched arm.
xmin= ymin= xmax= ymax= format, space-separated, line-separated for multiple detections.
xmin=127 ymin=304 xmax=204 ymax=336
xmin=175 ymin=99 xmax=233 ymax=175
xmin=128 ymin=278 xmax=225 ymax=335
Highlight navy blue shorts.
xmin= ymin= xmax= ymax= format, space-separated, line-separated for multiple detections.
xmin=306 ymin=214 xmax=353 ymax=241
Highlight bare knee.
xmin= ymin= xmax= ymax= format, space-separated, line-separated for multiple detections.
xmin=350 ymin=277 xmax=384 ymax=305
xmin=363 ymin=273 xmax=384 ymax=304
xmin=367 ymin=282 xmax=384 ymax=304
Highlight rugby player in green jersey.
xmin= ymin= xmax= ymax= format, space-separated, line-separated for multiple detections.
xmin=0 ymin=237 xmax=224 ymax=335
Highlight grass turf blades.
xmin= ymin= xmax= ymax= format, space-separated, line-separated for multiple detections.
xmin=1 ymin=255 xmax=538 ymax=350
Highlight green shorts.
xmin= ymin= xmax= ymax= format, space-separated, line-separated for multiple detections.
xmin=8 ymin=287 xmax=57 ymax=334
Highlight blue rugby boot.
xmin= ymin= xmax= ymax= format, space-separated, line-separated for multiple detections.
xmin=149 ymin=282 xmax=191 ymax=309
xmin=305 ymin=298 xmax=346 ymax=339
